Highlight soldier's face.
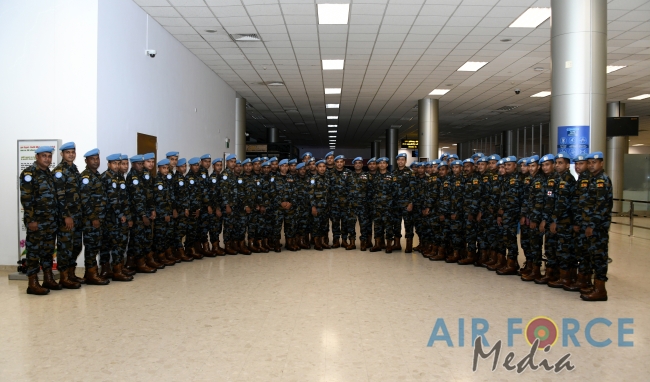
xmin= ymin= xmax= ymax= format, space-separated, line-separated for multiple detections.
xmin=309 ymin=162 xmax=316 ymax=171
xmin=190 ymin=164 xmax=200 ymax=173
xmin=575 ymin=161 xmax=587 ymax=173
xmin=463 ymin=163 xmax=473 ymax=175
xmin=378 ymin=161 xmax=388 ymax=171
xmin=555 ymin=159 xmax=570 ymax=173
xmin=35 ymin=152 xmax=52 ymax=169
xmin=317 ymin=163 xmax=326 ymax=174
xmin=302 ymin=156 xmax=311 ymax=163
xmin=326 ymin=156 xmax=334 ymax=165
xmin=432 ymin=164 xmax=439 ymax=173
xmin=289 ymin=164 xmax=296 ymax=172
xmin=159 ymin=165 xmax=169 ymax=176
xmin=235 ymin=165 xmax=242 ymax=175
xmin=397 ymin=157 xmax=406 ymax=168
xmin=200 ymin=159 xmax=210 ymax=169
xmin=279 ymin=164 xmax=288 ymax=174
xmin=216 ymin=162 xmax=223 ymax=172
xmin=477 ymin=162 xmax=487 ymax=172
xmin=368 ymin=162 xmax=377 ymax=171
xmin=177 ymin=164 xmax=187 ymax=174
xmin=132 ymin=162 xmax=143 ymax=172
xmin=354 ymin=161 xmax=363 ymax=171
xmin=262 ymin=166 xmax=269 ymax=174
xmin=168 ymin=156 xmax=178 ymax=168
xmin=528 ymin=162 xmax=539 ymax=175
xmin=438 ymin=166 xmax=448 ymax=177
xmin=253 ymin=162 xmax=261 ymax=172
xmin=144 ymin=159 xmax=155 ymax=170
xmin=271 ymin=162 xmax=278 ymax=172
xmin=417 ymin=166 xmax=425 ymax=175
xmin=488 ymin=160 xmax=497 ymax=171
xmin=108 ymin=161 xmax=119 ymax=172
xmin=542 ymin=161 xmax=554 ymax=175
xmin=505 ymin=162 xmax=516 ymax=174
xmin=588 ymin=159 xmax=603 ymax=174
xmin=335 ymin=159 xmax=345 ymax=170
xmin=498 ymin=165 xmax=506 ymax=175
xmin=520 ymin=164 xmax=528 ymax=174
xmin=227 ymin=159 xmax=236 ymax=170
xmin=298 ymin=168 xmax=306 ymax=176
xmin=85 ymin=155 xmax=100 ymax=171
xmin=244 ymin=163 xmax=252 ymax=174
xmin=62 ymin=149 xmax=76 ymax=164
xmin=452 ymin=165 xmax=462 ymax=176
xmin=119 ymin=160 xmax=129 ymax=174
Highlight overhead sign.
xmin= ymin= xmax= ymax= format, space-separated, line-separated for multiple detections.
xmin=401 ymin=139 xmax=418 ymax=149
xmin=557 ymin=126 xmax=589 ymax=158
xmin=246 ymin=144 xmax=267 ymax=152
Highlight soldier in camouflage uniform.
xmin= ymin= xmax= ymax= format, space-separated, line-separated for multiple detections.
xmin=273 ymin=159 xmax=298 ymax=251
xmin=459 ymin=158 xmax=481 ymax=265
xmin=474 ymin=157 xmax=491 ymax=266
xmin=370 ymin=157 xmax=396 ymax=253
xmin=140 ymin=153 xmax=161 ymax=268
xmin=192 ymin=154 xmax=213 ymax=256
xmin=530 ymin=154 xmax=558 ymax=284
xmin=20 ymin=146 xmax=59 ymax=295
xmin=118 ymin=154 xmax=139 ymax=273
xmin=391 ymin=153 xmax=414 ymax=252
xmin=347 ymin=157 xmax=372 ymax=251
xmin=495 ymin=156 xmax=523 ymax=275
xmin=294 ymin=162 xmax=312 ymax=249
xmin=482 ymin=155 xmax=503 ymax=269
xmin=546 ymin=153 xmax=578 ymax=288
xmin=126 ymin=155 xmax=159 ymax=272
xmin=564 ymin=155 xmax=592 ymax=292
xmin=237 ymin=158 xmax=256 ymax=254
xmin=521 ymin=156 xmax=546 ymax=282
xmin=412 ymin=162 xmax=432 ymax=256
xmin=445 ymin=160 xmax=465 ymax=262
xmin=329 ymin=155 xmax=352 ymax=249
xmin=579 ymin=152 xmax=612 ymax=302
xmin=207 ymin=158 xmax=225 ymax=256
xmin=310 ymin=160 xmax=331 ymax=250
xmin=517 ymin=157 xmax=532 ymax=275
xmin=78 ymin=149 xmax=112 ymax=285
xmin=52 ymin=142 xmax=83 ymax=289
xmin=430 ymin=162 xmax=451 ymax=260
xmin=171 ymin=158 xmax=194 ymax=262
xmin=423 ymin=160 xmax=442 ymax=260
xmin=153 ymin=159 xmax=177 ymax=267
xmin=258 ymin=161 xmax=275 ymax=251
xmin=221 ymin=155 xmax=240 ymax=255
xmin=184 ymin=157 xmax=209 ymax=258
xmin=365 ymin=157 xmax=378 ymax=248
xmin=246 ymin=158 xmax=265 ymax=253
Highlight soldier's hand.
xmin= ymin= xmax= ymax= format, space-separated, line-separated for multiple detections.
xmin=407 ymin=203 xmax=413 ymax=212
xmin=194 ymin=210 xmax=200 ymax=218
xmin=185 ymin=209 xmax=190 ymax=217
xmin=422 ymin=208 xmax=429 ymax=216
xmin=585 ymin=227 xmax=593 ymax=237
xmin=64 ymin=217 xmax=74 ymax=230
xmin=496 ymin=216 xmax=502 ymax=226
xmin=28 ymin=222 xmax=38 ymax=231
xmin=151 ymin=211 xmax=157 ymax=220
xmin=451 ymin=214 xmax=457 ymax=220
xmin=439 ymin=215 xmax=444 ymax=222
xmin=550 ymin=222 xmax=557 ymax=234
xmin=165 ymin=216 xmax=171 ymax=222
xmin=173 ymin=209 xmax=178 ymax=219
xmin=529 ymin=221 xmax=537 ymax=229
xmin=216 ymin=209 xmax=222 ymax=218
xmin=143 ymin=216 xmax=151 ymax=226
xmin=468 ymin=214 xmax=475 ymax=222
xmin=477 ymin=212 xmax=482 ymax=222
xmin=285 ymin=202 xmax=292 ymax=210
xmin=128 ymin=220 xmax=133 ymax=228
xmin=498 ymin=209 xmax=504 ymax=215
xmin=121 ymin=216 xmax=127 ymax=224
xmin=520 ymin=217 xmax=526 ymax=226
xmin=245 ymin=206 xmax=251 ymax=214
xmin=92 ymin=220 xmax=100 ymax=229
xmin=539 ymin=221 xmax=546 ymax=232
xmin=208 ymin=206 xmax=213 ymax=214
xmin=225 ymin=205 xmax=232 ymax=215
xmin=573 ymin=225 xmax=579 ymax=233
xmin=312 ymin=206 xmax=318 ymax=217
xmin=260 ymin=206 xmax=266 ymax=214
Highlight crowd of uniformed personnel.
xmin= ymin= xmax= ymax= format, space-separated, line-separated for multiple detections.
xmin=20 ymin=143 xmax=613 ymax=301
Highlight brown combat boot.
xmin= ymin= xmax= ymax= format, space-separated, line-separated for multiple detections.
xmin=564 ymin=272 xmax=590 ymax=292
xmin=134 ymin=258 xmax=156 ymax=274
xmin=380 ymin=238 xmax=386 ymax=249
xmin=146 ymin=251 xmax=165 ymax=268
xmin=112 ymin=263 xmax=134 ymax=282
xmin=239 ymin=240 xmax=252 ymax=255
xmin=178 ymin=248 xmax=193 ymax=262
xmin=458 ymin=249 xmax=476 ymax=265
xmin=167 ymin=248 xmax=181 ymax=263
xmin=413 ymin=241 xmax=422 ymax=253
xmin=257 ymin=239 xmax=269 ymax=253
xmin=521 ymin=264 xmax=542 ymax=281
xmin=430 ymin=246 xmax=446 ymax=261
xmin=369 ymin=238 xmax=382 ymax=252
xmin=391 ymin=238 xmax=402 ymax=251
xmin=484 ymin=250 xmax=497 ymax=267
xmin=286 ymin=238 xmax=298 ymax=252
xmin=332 ymin=238 xmax=341 ymax=248
xmin=85 ymin=265 xmax=113 ymax=283
xmin=446 ymin=250 xmax=459 ymax=263
xmin=360 ymin=238 xmax=368 ymax=251
xmin=580 ymin=279 xmax=607 ymax=301
xmin=212 ymin=240 xmax=225 ymax=256
xmin=405 ymin=238 xmax=413 ymax=253
xmin=534 ymin=267 xmax=555 ymax=284
xmin=59 ymin=268 xmax=81 ymax=289
xmin=346 ymin=239 xmax=356 ymax=250
xmin=298 ymin=236 xmax=310 ymax=249
xmin=314 ymin=237 xmax=324 ymax=251
xmin=422 ymin=243 xmax=434 ymax=258
xmin=497 ymin=258 xmax=520 ymax=275
xmin=519 ymin=261 xmax=533 ymax=276
xmin=548 ymin=269 xmax=572 ymax=288
xmin=41 ymin=268 xmax=62 ymax=290
xmin=158 ymin=251 xmax=177 ymax=265
xmin=487 ymin=253 xmax=505 ymax=271
xmin=341 ymin=238 xmax=349 ymax=249
xmin=27 ymin=274 xmax=50 ymax=295
xmin=224 ymin=241 xmax=237 ymax=255
xmin=385 ymin=239 xmax=394 ymax=253
xmin=320 ymin=237 xmax=331 ymax=249
xmin=69 ymin=266 xmax=86 ymax=284
xmin=248 ymin=239 xmax=260 ymax=253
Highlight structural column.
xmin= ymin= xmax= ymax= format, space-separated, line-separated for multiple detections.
xmin=550 ymin=0 xmax=607 ymax=154
xmin=267 ymin=127 xmax=278 ymax=143
xmin=235 ymin=96 xmax=247 ymax=160
xmin=370 ymin=141 xmax=381 ymax=158
xmin=504 ymin=130 xmax=514 ymax=157
xmin=606 ymin=102 xmax=628 ymax=213
xmin=418 ymin=98 xmax=439 ymax=161
xmin=386 ymin=128 xmax=399 ymax=169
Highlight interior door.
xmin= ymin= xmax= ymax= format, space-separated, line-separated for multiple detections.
xmin=137 ymin=133 xmax=157 ymax=177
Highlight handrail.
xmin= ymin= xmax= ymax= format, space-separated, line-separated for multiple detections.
xmin=613 ymin=198 xmax=650 ymax=204
xmin=610 ymin=198 xmax=650 ymax=237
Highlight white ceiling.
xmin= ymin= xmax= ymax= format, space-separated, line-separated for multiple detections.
xmin=133 ymin=0 xmax=650 ymax=148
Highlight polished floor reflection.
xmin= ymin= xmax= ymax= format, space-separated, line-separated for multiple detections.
xmin=1 ymin=231 xmax=648 ymax=381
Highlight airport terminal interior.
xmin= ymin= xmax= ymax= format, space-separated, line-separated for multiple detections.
xmin=2 ymin=0 xmax=650 ymax=380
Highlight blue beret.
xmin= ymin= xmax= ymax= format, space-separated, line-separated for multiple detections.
xmin=296 ymin=162 xmax=306 ymax=170
xmin=477 ymin=156 xmax=488 ymax=163
xmin=242 ymin=158 xmax=251 ymax=165
xmin=334 ymin=155 xmax=345 ymax=161
xmin=539 ymin=154 xmax=555 ymax=164
xmin=517 ymin=157 xmax=527 ymax=165
xmin=586 ymin=151 xmax=604 ymax=160
xmin=279 ymin=159 xmax=289 ymax=165
xmin=212 ymin=158 xmax=222 ymax=164
xmin=200 ymin=154 xmax=211 ymax=160
xmin=574 ymin=154 xmax=587 ymax=162
xmin=488 ymin=154 xmax=501 ymax=161
xmin=316 ymin=160 xmax=325 ymax=165
xmin=84 ymin=148 xmax=99 ymax=157
xmin=261 ymin=161 xmax=270 ymax=167
xmin=527 ymin=155 xmax=539 ymax=164
xmin=235 ymin=160 xmax=241 ymax=165
xmin=438 ymin=161 xmax=449 ymax=168
xmin=449 ymin=154 xmax=459 ymax=160
xmin=225 ymin=154 xmax=236 ymax=161
xmin=503 ymin=156 xmax=516 ymax=163
xmin=409 ymin=162 xmax=417 ymax=168
xmin=325 ymin=151 xmax=334 ymax=158
xmin=166 ymin=151 xmax=179 ymax=157
xmin=451 ymin=160 xmax=462 ymax=166
xmin=177 ymin=158 xmax=187 ymax=166
xmin=498 ymin=159 xmax=504 ymax=165
xmin=157 ymin=158 xmax=170 ymax=166
xmin=476 ymin=152 xmax=485 ymax=158
xmin=120 ymin=154 xmax=129 ymax=160
xmin=352 ymin=156 xmax=363 ymax=163
xmin=269 ymin=157 xmax=278 ymax=162
xmin=440 ymin=152 xmax=449 ymax=158
xmin=60 ymin=142 xmax=75 ymax=151
xmin=377 ymin=157 xmax=388 ymax=163
xmin=289 ymin=159 xmax=297 ymax=164
xmin=396 ymin=153 xmax=407 ymax=159
xmin=463 ymin=158 xmax=474 ymax=164
xmin=252 ymin=157 xmax=261 ymax=163
xmin=301 ymin=152 xmax=312 ymax=159
xmin=262 ymin=157 xmax=269 ymax=161
xmin=367 ymin=157 xmax=376 ymax=163
xmin=129 ymin=155 xmax=143 ymax=163
xmin=35 ymin=146 xmax=54 ymax=154
xmin=143 ymin=153 xmax=155 ymax=160
xmin=188 ymin=157 xmax=200 ymax=165
xmin=555 ymin=153 xmax=572 ymax=163
xmin=106 ymin=153 xmax=121 ymax=161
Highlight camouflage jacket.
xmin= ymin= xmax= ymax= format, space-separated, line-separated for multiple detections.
xmin=52 ymin=161 xmax=81 ymax=218
xmin=153 ymin=173 xmax=174 ymax=217
xmin=550 ymin=170 xmax=577 ymax=224
xmin=79 ymin=168 xmax=107 ymax=223
xmin=462 ymin=172 xmax=481 ymax=216
xmin=309 ymin=173 xmax=330 ymax=208
xmin=20 ymin=163 xmax=58 ymax=229
xmin=581 ymin=171 xmax=613 ymax=230
xmin=371 ymin=171 xmax=394 ymax=208
xmin=101 ymin=169 xmax=126 ymax=221
xmin=499 ymin=172 xmax=523 ymax=215
xmin=329 ymin=168 xmax=351 ymax=207
xmin=572 ymin=171 xmax=590 ymax=227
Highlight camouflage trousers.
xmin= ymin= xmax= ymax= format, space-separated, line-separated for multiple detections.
xmin=428 ymin=215 xmax=441 ymax=246
xmin=25 ymin=224 xmax=56 ymax=276
xmin=487 ymin=215 xmax=505 ymax=253
xmin=207 ymin=213 xmax=222 ymax=244
xmin=555 ymin=223 xmax=576 ymax=271
xmin=373 ymin=205 xmax=393 ymax=240
xmin=587 ymin=228 xmax=609 ymax=281
xmin=100 ymin=219 xmax=127 ymax=265
xmin=441 ymin=215 xmax=464 ymax=250
xmin=223 ymin=209 xmax=249 ymax=241
xmin=330 ymin=203 xmax=349 ymax=240
xmin=132 ymin=219 xmax=154 ymax=258
xmin=185 ymin=215 xmax=199 ymax=249
xmin=295 ymin=205 xmax=310 ymax=237
xmin=574 ymin=228 xmax=592 ymax=275
xmin=413 ymin=211 xmax=432 ymax=243
xmin=82 ymin=220 xmax=101 ymax=268
xmin=520 ymin=222 xmax=533 ymax=260
xmin=259 ymin=208 xmax=276 ymax=239
xmin=154 ymin=218 xmax=173 ymax=253
xmin=464 ymin=216 xmax=478 ymax=252
xmin=530 ymin=225 xmax=545 ymax=267
xmin=248 ymin=210 xmax=262 ymax=240
xmin=544 ymin=231 xmax=558 ymax=268
xmin=501 ymin=211 xmax=519 ymax=260
xmin=312 ymin=206 xmax=330 ymax=236
xmin=173 ymin=216 xmax=188 ymax=249
xmin=393 ymin=205 xmax=414 ymax=239
xmin=55 ymin=217 xmax=82 ymax=271
xmin=275 ymin=206 xmax=296 ymax=239
xmin=197 ymin=210 xmax=211 ymax=243
xmin=348 ymin=204 xmax=370 ymax=241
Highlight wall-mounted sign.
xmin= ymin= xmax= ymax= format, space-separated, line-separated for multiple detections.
xmin=557 ymin=126 xmax=589 ymax=157
xmin=246 ymin=144 xmax=268 ymax=152
xmin=401 ymin=139 xmax=418 ymax=149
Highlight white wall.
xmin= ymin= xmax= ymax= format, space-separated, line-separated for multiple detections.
xmin=0 ymin=0 xmax=98 ymax=266
xmin=97 ymin=0 xmax=235 ymax=166
xmin=629 ymin=146 xmax=650 ymax=154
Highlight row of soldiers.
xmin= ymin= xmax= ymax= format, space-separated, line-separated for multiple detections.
xmin=19 ymin=144 xmax=612 ymax=301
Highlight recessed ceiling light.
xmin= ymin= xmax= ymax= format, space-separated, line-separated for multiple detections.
xmin=326 ymin=104 xmax=340 ymax=108
xmin=429 ymin=89 xmax=450 ymax=95
xmin=329 ymin=136 xmax=336 ymax=138
xmin=632 ymin=143 xmax=644 ymax=146
xmin=629 ymin=94 xmax=650 ymax=100
xmin=322 ymin=59 xmax=344 ymax=70
xmin=442 ymin=146 xmax=449 ymax=149
xmin=391 ymin=125 xmax=401 ymax=128
xmin=328 ymin=125 xmax=337 ymax=127
xmin=230 ymin=33 xmax=262 ymax=42
xmin=328 ymin=130 xmax=337 ymax=133
xmin=327 ymin=116 xmax=338 ymax=119
xmin=452 ymin=144 xmax=457 ymax=146
xmin=325 ymin=88 xmax=341 ymax=94
xmin=318 ymin=4 xmax=349 ymax=25
xmin=457 ymin=62 xmax=488 ymax=72
xmin=205 ymin=29 xmax=218 ymax=33
xmin=534 ymin=67 xmax=544 ymax=71
xmin=266 ymin=81 xmax=284 ymax=86
xmin=531 ymin=91 xmax=551 ymax=97
xmin=509 ymin=8 xmax=551 ymax=28
xmin=607 ymin=65 xmax=626 ymax=73
xmin=500 ymin=38 xmax=512 ymax=42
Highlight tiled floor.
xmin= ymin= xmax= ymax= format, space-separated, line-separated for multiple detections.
xmin=1 ymin=231 xmax=648 ymax=381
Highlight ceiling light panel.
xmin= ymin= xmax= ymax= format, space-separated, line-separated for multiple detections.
xmin=628 ymin=94 xmax=650 ymax=100
xmin=531 ymin=91 xmax=552 ymax=98
xmin=429 ymin=89 xmax=450 ymax=95
xmin=327 ymin=116 xmax=338 ymax=119
xmin=606 ymin=65 xmax=626 ymax=73
xmin=457 ymin=62 xmax=488 ymax=72
xmin=323 ymin=59 xmax=344 ymax=70
xmin=509 ymin=8 xmax=552 ymax=28
xmin=325 ymin=88 xmax=342 ymax=94
xmin=318 ymin=4 xmax=350 ymax=25
xmin=326 ymin=104 xmax=340 ymax=108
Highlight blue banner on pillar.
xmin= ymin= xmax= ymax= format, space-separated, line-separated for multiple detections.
xmin=557 ymin=126 xmax=589 ymax=157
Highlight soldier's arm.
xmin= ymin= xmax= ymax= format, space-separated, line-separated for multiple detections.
xmin=589 ymin=178 xmax=613 ymax=229
xmin=20 ymin=172 xmax=36 ymax=225
xmin=53 ymin=170 xmax=71 ymax=218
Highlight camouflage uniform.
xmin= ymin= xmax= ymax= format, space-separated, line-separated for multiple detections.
xmin=528 ymin=171 xmax=548 ymax=267
xmin=425 ymin=174 xmax=442 ymax=247
xmin=309 ymin=172 xmax=330 ymax=236
xmin=153 ymin=173 xmax=174 ymax=253
xmin=449 ymin=173 xmax=465 ymax=250
xmin=248 ymin=172 xmax=264 ymax=241
xmin=115 ymin=171 xmax=132 ymax=262
xmin=100 ymin=169 xmax=128 ymax=265
xmin=185 ymin=170 xmax=207 ymax=248
xmin=171 ymin=170 xmax=188 ymax=250
xmin=20 ymin=163 xmax=58 ymax=276
xmin=294 ymin=173 xmax=311 ymax=239
xmin=348 ymin=170 xmax=372 ymax=241
xmin=412 ymin=173 xmax=432 ymax=246
xmin=573 ymin=171 xmax=591 ymax=275
xmin=371 ymin=171 xmax=395 ymax=240
xmin=260 ymin=173 xmax=278 ymax=241
xmin=329 ymin=168 xmax=352 ymax=240
xmin=519 ymin=172 xmax=533 ymax=262
xmin=274 ymin=173 xmax=296 ymax=240
xmin=207 ymin=170 xmax=223 ymax=244
xmin=551 ymin=170 xmax=577 ymax=271
xmin=52 ymin=161 xmax=82 ymax=272
xmin=436 ymin=174 xmax=453 ymax=249
xmin=462 ymin=171 xmax=481 ymax=253
xmin=238 ymin=172 xmax=257 ymax=241
xmin=581 ymin=171 xmax=613 ymax=281
xmin=498 ymin=171 xmax=523 ymax=260
xmin=79 ymin=168 xmax=106 ymax=269
xmin=483 ymin=171 xmax=504 ymax=253
xmin=126 ymin=168 xmax=153 ymax=259
xmin=541 ymin=172 xmax=561 ymax=269
xmin=476 ymin=171 xmax=492 ymax=251
xmin=220 ymin=168 xmax=239 ymax=242
xmin=392 ymin=167 xmax=414 ymax=239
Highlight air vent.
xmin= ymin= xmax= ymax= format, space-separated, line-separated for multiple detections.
xmin=494 ymin=105 xmax=519 ymax=112
xmin=230 ymin=33 xmax=261 ymax=42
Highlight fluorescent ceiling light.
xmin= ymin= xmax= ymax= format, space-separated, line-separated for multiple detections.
xmin=457 ymin=62 xmax=488 ymax=72
xmin=328 ymin=125 xmax=338 ymax=127
xmin=531 ymin=91 xmax=551 ymax=98
xmin=509 ymin=8 xmax=551 ymax=28
xmin=329 ymin=136 xmax=336 ymax=138
xmin=318 ymin=4 xmax=349 ymax=25
xmin=607 ymin=66 xmax=626 ymax=73
xmin=327 ymin=116 xmax=338 ymax=119
xmin=442 ymin=146 xmax=449 ymax=149
xmin=632 ymin=144 xmax=644 ymax=146
xmin=325 ymin=88 xmax=341 ymax=94
xmin=328 ymin=130 xmax=337 ymax=133
xmin=326 ymin=104 xmax=339 ymax=108
xmin=628 ymin=94 xmax=650 ymax=100
xmin=323 ymin=59 xmax=344 ymax=70
xmin=429 ymin=89 xmax=450 ymax=95
xmin=452 ymin=144 xmax=457 ymax=146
